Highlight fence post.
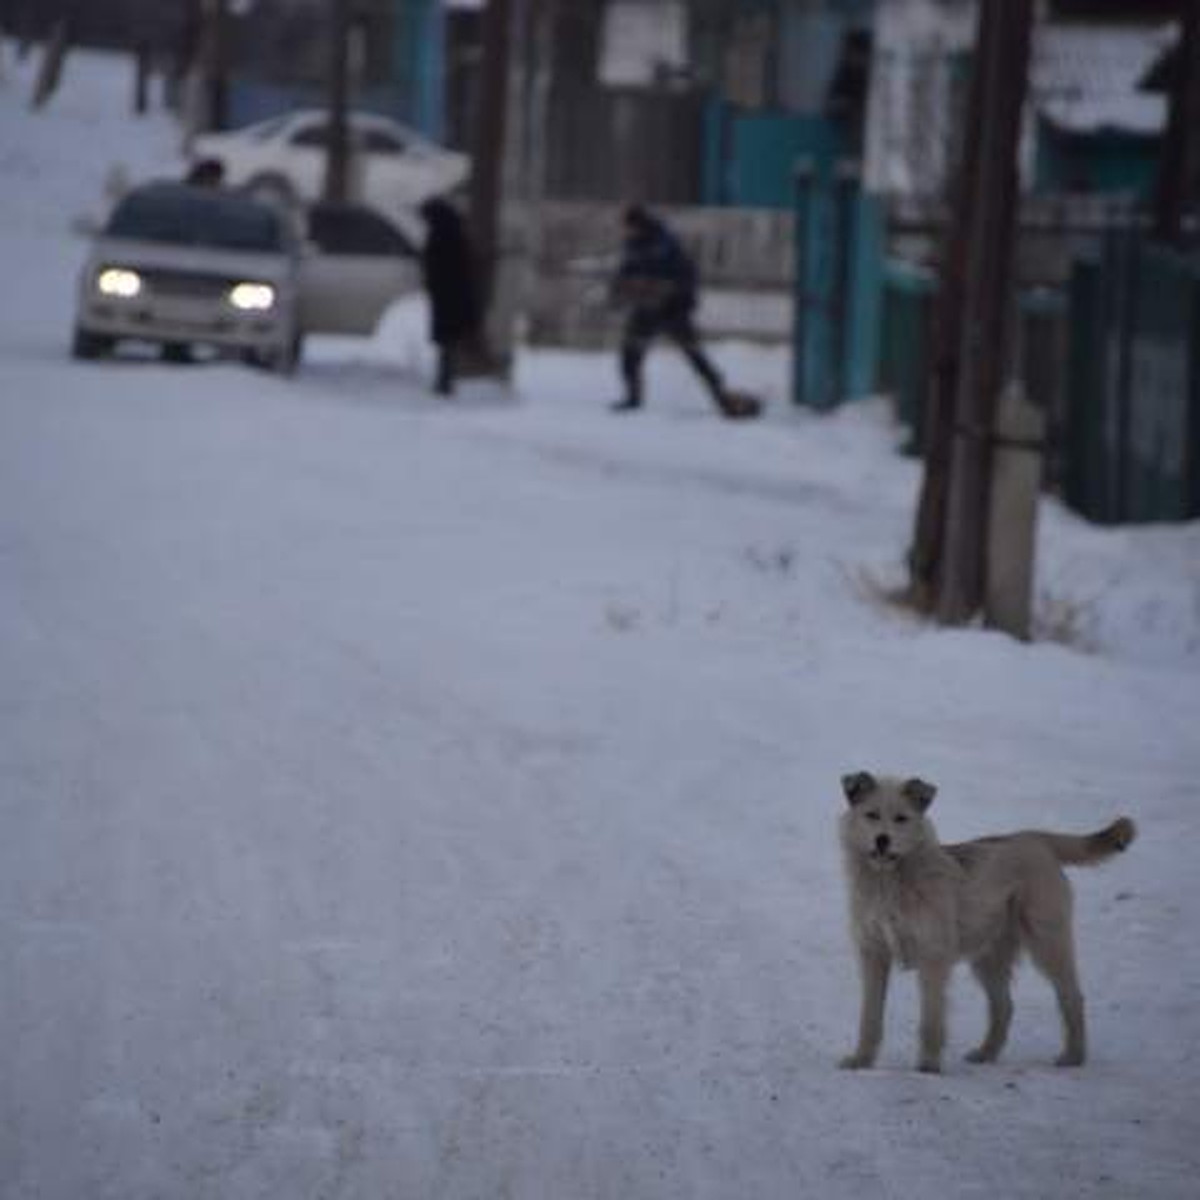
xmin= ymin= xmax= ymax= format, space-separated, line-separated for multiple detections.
xmin=832 ymin=162 xmax=859 ymax=406
xmin=792 ymin=158 xmax=843 ymax=410
xmin=791 ymin=158 xmax=814 ymax=408
xmin=1098 ymin=219 xmax=1139 ymax=523
xmin=844 ymin=182 xmax=886 ymax=402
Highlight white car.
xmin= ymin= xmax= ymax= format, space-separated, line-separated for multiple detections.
xmin=191 ymin=110 xmax=469 ymax=241
xmin=73 ymin=183 xmax=420 ymax=371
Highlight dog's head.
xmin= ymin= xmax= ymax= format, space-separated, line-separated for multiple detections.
xmin=840 ymin=771 xmax=936 ymax=868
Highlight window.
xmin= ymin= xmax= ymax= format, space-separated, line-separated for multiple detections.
xmin=307 ymin=204 xmax=416 ymax=257
xmin=290 ymin=123 xmax=329 ymax=148
xmin=361 ymin=128 xmax=406 ymax=155
xmin=107 ymin=187 xmax=286 ymax=253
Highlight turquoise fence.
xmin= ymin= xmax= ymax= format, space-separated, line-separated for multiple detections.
xmin=1065 ymin=232 xmax=1200 ymax=523
xmin=791 ymin=163 xmax=885 ymax=409
xmin=876 ymin=261 xmax=935 ymax=451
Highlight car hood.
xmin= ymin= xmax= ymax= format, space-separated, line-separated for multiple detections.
xmin=86 ymin=236 xmax=295 ymax=284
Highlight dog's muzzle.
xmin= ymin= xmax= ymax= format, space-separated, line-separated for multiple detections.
xmin=869 ymin=834 xmax=899 ymax=866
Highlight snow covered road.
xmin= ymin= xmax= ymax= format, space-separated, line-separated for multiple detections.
xmin=2 ymin=50 xmax=1199 ymax=1200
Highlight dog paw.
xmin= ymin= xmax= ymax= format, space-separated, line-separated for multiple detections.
xmin=917 ymin=1059 xmax=942 ymax=1074
xmin=964 ymin=1047 xmax=997 ymax=1064
xmin=1054 ymin=1051 xmax=1085 ymax=1068
xmin=838 ymin=1054 xmax=873 ymax=1070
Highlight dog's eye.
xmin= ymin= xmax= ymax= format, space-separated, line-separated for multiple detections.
xmin=894 ymin=814 xmax=910 ymax=824
xmin=864 ymin=811 xmax=881 ymax=822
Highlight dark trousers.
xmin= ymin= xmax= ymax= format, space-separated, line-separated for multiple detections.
xmin=620 ymin=304 xmax=726 ymax=408
xmin=435 ymin=342 xmax=456 ymax=395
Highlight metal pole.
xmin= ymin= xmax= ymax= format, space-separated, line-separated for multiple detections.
xmin=791 ymin=160 xmax=815 ymax=408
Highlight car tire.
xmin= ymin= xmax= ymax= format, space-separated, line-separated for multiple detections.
xmin=245 ymin=172 xmax=297 ymax=210
xmin=161 ymin=342 xmax=193 ymax=364
xmin=270 ymin=332 xmax=304 ymax=376
xmin=244 ymin=332 xmax=303 ymax=376
xmin=71 ymin=327 xmax=113 ymax=360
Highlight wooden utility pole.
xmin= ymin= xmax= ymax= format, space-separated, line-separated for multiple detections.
xmin=909 ymin=0 xmax=1040 ymax=622
xmin=1153 ymin=2 xmax=1200 ymax=244
xmin=323 ymin=0 xmax=352 ymax=204
xmin=908 ymin=0 xmax=995 ymax=613
xmin=931 ymin=0 xmax=1035 ymax=626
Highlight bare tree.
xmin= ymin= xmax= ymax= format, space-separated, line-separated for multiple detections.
xmin=30 ymin=15 xmax=70 ymax=109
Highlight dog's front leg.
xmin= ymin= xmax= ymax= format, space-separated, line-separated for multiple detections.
xmin=840 ymin=944 xmax=890 ymax=1069
xmin=916 ymin=960 xmax=952 ymax=1073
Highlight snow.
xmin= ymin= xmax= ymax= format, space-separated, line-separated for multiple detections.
xmin=3 ymin=48 xmax=1200 ymax=1200
xmin=1032 ymin=23 xmax=1175 ymax=137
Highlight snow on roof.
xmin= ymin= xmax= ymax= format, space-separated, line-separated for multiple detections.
xmin=1032 ymin=22 xmax=1177 ymax=136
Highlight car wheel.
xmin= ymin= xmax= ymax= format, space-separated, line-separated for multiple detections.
xmin=244 ymin=333 xmax=303 ymax=376
xmin=72 ymin=327 xmax=113 ymax=359
xmin=245 ymin=172 xmax=297 ymax=210
xmin=161 ymin=342 xmax=193 ymax=364
xmin=268 ymin=332 xmax=304 ymax=376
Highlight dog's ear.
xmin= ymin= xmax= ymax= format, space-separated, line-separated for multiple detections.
xmin=841 ymin=771 xmax=877 ymax=806
xmin=902 ymin=777 xmax=937 ymax=812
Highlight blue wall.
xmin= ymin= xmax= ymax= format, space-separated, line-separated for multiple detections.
xmin=393 ymin=0 xmax=445 ymax=141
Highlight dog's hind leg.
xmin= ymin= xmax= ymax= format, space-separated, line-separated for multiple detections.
xmin=965 ymin=924 xmax=1019 ymax=1063
xmin=917 ymin=959 xmax=953 ymax=1073
xmin=840 ymin=944 xmax=890 ymax=1069
xmin=1024 ymin=909 xmax=1086 ymax=1066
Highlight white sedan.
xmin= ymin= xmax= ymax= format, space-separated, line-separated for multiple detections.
xmin=191 ymin=110 xmax=469 ymax=241
xmin=73 ymin=183 xmax=421 ymax=371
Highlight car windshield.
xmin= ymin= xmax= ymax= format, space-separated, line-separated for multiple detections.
xmin=105 ymin=187 xmax=285 ymax=252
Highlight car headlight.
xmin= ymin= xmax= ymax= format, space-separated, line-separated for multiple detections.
xmin=228 ymin=282 xmax=276 ymax=312
xmin=96 ymin=267 xmax=143 ymax=299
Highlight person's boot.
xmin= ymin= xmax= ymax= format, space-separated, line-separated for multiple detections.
xmin=613 ymin=343 xmax=644 ymax=412
xmin=685 ymin=349 xmax=731 ymax=415
xmin=435 ymin=346 xmax=455 ymax=396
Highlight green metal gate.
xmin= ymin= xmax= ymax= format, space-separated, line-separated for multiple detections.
xmin=1065 ymin=231 xmax=1200 ymax=523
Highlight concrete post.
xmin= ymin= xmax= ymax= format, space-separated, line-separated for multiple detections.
xmin=985 ymin=379 xmax=1045 ymax=640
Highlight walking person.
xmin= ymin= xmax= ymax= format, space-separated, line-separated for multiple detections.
xmin=609 ymin=204 xmax=730 ymax=414
xmin=418 ymin=195 xmax=481 ymax=396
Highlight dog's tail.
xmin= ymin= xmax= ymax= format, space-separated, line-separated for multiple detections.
xmin=1041 ymin=817 xmax=1137 ymax=866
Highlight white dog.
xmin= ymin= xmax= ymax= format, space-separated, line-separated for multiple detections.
xmin=839 ymin=771 xmax=1135 ymax=1073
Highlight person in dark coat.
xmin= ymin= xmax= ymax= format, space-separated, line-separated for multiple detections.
xmin=418 ymin=196 xmax=481 ymax=395
xmin=185 ymin=157 xmax=225 ymax=187
xmin=610 ymin=204 xmax=728 ymax=413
